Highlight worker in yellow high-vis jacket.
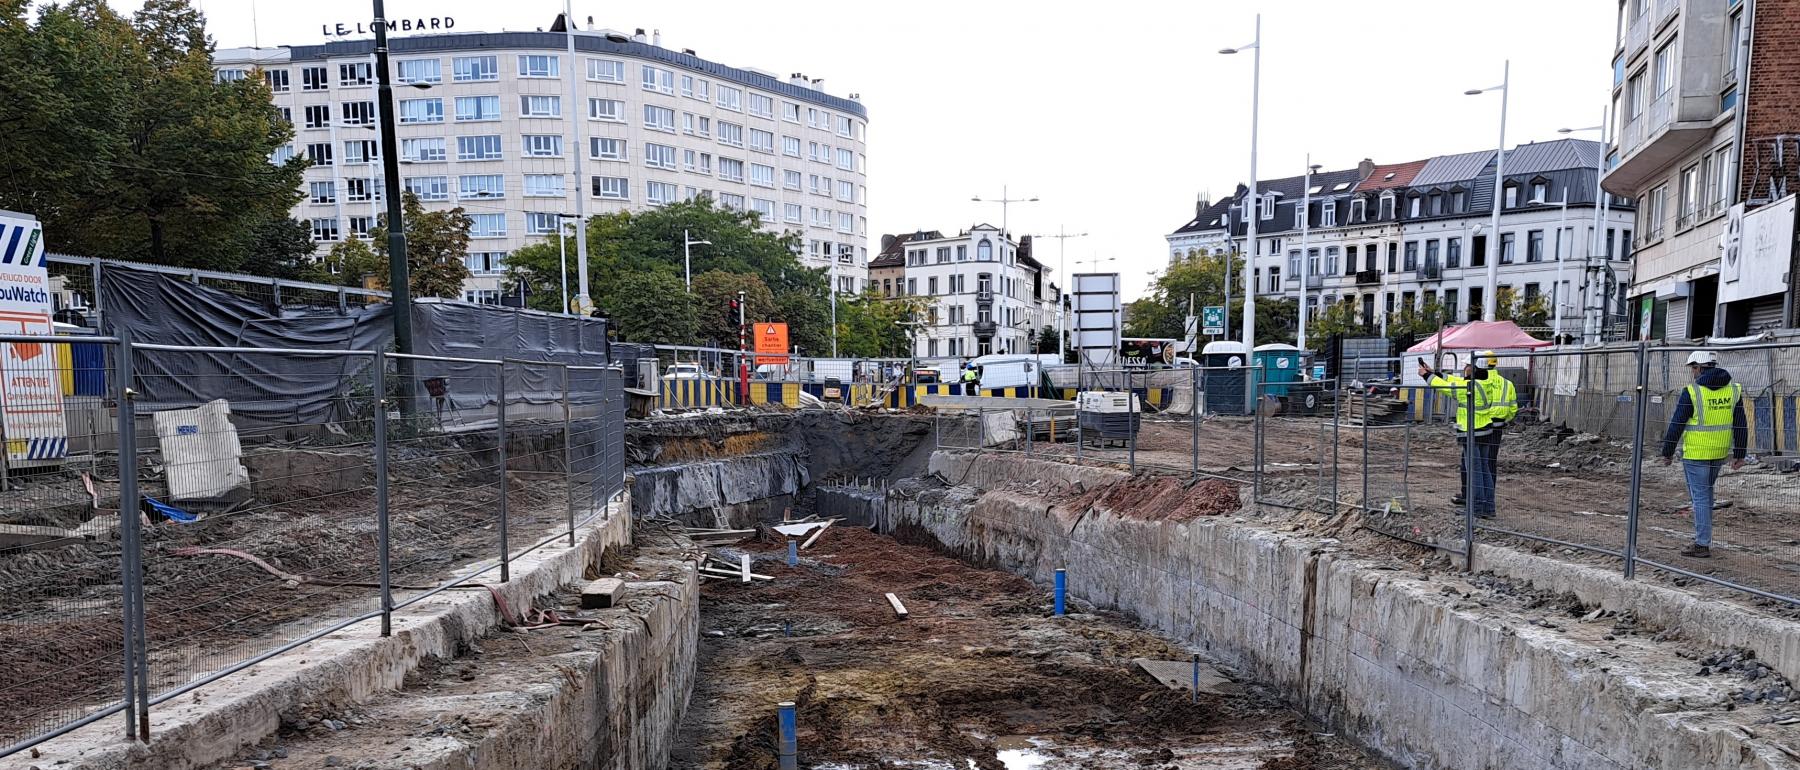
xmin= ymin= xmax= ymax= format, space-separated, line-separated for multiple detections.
xmin=1659 ymin=350 xmax=1747 ymax=559
xmin=1473 ymin=350 xmax=1517 ymax=509
xmin=1418 ymin=354 xmax=1497 ymax=518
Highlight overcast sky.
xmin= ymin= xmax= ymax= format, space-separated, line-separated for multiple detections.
xmin=102 ymin=0 xmax=1618 ymax=300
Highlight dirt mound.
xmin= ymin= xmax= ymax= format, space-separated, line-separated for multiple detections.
xmin=1064 ymin=476 xmax=1242 ymax=522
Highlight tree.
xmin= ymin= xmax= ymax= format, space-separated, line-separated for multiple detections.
xmin=322 ymin=237 xmax=382 ymax=289
xmin=1308 ymin=298 xmax=1367 ymax=345
xmin=1495 ymin=288 xmax=1551 ymax=328
xmin=1128 ymin=255 xmax=1294 ymax=346
xmin=776 ymin=290 xmax=830 ymax=356
xmin=1387 ymin=297 xmax=1452 ymax=342
xmin=1032 ymin=324 xmax=1062 ymax=355
xmin=237 ymin=217 xmax=321 ymax=281
xmin=692 ymin=271 xmax=776 ymax=347
xmin=0 ymin=0 xmax=304 ymax=269
xmin=834 ymin=290 xmax=930 ymax=358
xmin=369 ymin=192 xmax=473 ymax=299
xmin=610 ymin=272 xmax=697 ymax=344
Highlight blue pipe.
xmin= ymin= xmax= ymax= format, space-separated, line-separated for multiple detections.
xmin=787 ymin=539 xmax=798 ymax=567
xmin=1054 ymin=568 xmax=1067 ymax=616
xmin=778 ymin=701 xmax=798 ymax=770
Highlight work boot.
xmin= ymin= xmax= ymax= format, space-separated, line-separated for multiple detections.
xmin=1451 ymin=493 xmax=1465 ymax=505
xmin=1680 ymin=544 xmax=1712 ymax=558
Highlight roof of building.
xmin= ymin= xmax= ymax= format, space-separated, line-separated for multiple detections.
xmin=1413 ymin=150 xmax=1497 ymax=187
xmin=1501 ymin=139 xmax=1605 ymax=177
xmin=876 ymin=230 xmax=943 ymax=261
xmin=1172 ymin=198 xmax=1236 ymax=234
xmin=1352 ymin=159 xmax=1430 ymax=193
xmin=237 ymin=30 xmax=868 ymax=118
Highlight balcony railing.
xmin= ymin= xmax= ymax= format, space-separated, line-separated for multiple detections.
xmin=975 ymin=289 xmax=994 ymax=303
xmin=1355 ymin=269 xmax=1381 ymax=285
xmin=1285 ymin=274 xmax=1323 ymax=288
xmin=1416 ymin=263 xmax=1442 ymax=281
xmin=972 ymin=320 xmax=997 ymax=337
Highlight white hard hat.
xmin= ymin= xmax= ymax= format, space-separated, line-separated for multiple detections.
xmin=1474 ymin=350 xmax=1499 ymax=370
xmin=1685 ymin=350 xmax=1718 ymax=367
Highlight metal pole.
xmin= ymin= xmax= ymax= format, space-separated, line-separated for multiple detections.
xmin=683 ymin=229 xmax=691 ymax=292
xmin=565 ymin=0 xmax=591 ymax=314
xmin=563 ymin=366 xmax=576 ymax=548
xmin=1331 ymin=384 xmax=1340 ymax=511
xmin=1463 ymin=378 xmax=1478 ymax=571
xmin=1551 ymin=194 xmax=1569 ymax=341
xmin=777 ymin=701 xmax=798 ymax=770
xmin=1242 ymin=13 xmax=1262 ymax=414
xmin=372 ymin=0 xmax=411 ymax=356
xmin=1190 ymin=364 xmax=1200 ymax=478
xmin=1361 ymin=386 xmax=1370 ymax=512
xmin=1253 ymin=366 xmax=1263 ymax=502
xmin=373 ymin=352 xmax=392 ymax=636
xmin=1299 ymin=156 xmax=1313 ymax=351
xmin=1623 ymin=342 xmax=1650 ymax=579
xmin=1482 ymin=60 xmax=1510 ymax=322
xmin=1585 ymin=105 xmax=1611 ymax=344
xmin=114 ymin=332 xmax=140 ymax=739
xmin=559 ymin=225 xmax=569 ymax=314
xmin=496 ymin=361 xmax=510 ymax=583
xmin=1128 ymin=370 xmax=1137 ymax=473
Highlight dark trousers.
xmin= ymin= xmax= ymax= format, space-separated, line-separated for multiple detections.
xmin=1457 ymin=430 xmax=1500 ymax=514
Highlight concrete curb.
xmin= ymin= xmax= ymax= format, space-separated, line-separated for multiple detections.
xmin=4 ymin=497 xmax=632 ymax=770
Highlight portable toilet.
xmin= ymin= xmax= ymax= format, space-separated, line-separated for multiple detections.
xmin=1200 ymin=341 xmax=1250 ymax=415
xmin=1252 ymin=344 xmax=1305 ymax=398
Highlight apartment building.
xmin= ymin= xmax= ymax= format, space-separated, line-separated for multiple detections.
xmin=1165 ymin=196 xmax=1236 ymax=264
xmin=887 ymin=226 xmax=1051 ymax=359
xmin=1181 ymin=139 xmax=1635 ymax=341
xmin=214 ymin=23 xmax=870 ymax=303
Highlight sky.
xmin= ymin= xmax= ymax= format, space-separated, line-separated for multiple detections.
xmin=97 ymin=0 xmax=1619 ymax=300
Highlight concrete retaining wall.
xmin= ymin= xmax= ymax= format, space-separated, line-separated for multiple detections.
xmin=630 ymin=450 xmax=808 ymax=523
xmin=893 ymin=451 xmax=1799 ymax=770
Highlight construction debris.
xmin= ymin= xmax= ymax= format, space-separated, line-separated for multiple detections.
xmin=800 ymin=520 xmax=835 ymax=549
xmin=1133 ymin=657 xmax=1237 ymax=695
xmin=580 ymin=578 xmax=625 ymax=609
xmin=884 ymin=592 xmax=909 ymax=619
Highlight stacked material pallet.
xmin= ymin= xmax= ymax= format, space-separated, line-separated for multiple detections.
xmin=1339 ymin=390 xmax=1408 ymax=426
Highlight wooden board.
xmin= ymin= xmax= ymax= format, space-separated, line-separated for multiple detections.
xmin=580 ymin=578 xmax=625 ymax=609
xmin=884 ymin=592 xmax=909 ymax=619
xmin=1132 ymin=657 xmax=1236 ymax=695
xmin=801 ymin=520 xmax=835 ymax=550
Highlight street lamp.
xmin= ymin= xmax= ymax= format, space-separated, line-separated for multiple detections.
xmin=1077 ymin=256 xmax=1117 ymax=273
xmin=971 ymin=186 xmax=1039 ymax=239
xmin=683 ymin=229 xmax=711 ymax=292
xmin=1528 ymin=194 xmax=1571 ymax=341
xmin=563 ymin=0 xmax=593 ymax=318
xmin=1029 ymin=227 xmax=1088 ymax=361
xmin=1298 ymin=159 xmax=1321 ymax=350
xmin=1465 ymin=59 xmax=1510 ymax=322
xmin=1220 ymin=13 xmax=1262 ymax=412
xmin=556 ymin=213 xmax=580 ymax=314
xmin=1560 ymin=111 xmax=1611 ymax=344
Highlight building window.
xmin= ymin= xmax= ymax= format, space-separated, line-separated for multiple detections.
xmin=1451 ymin=190 xmax=1466 ymax=211
xmin=1711 ymin=145 xmax=1735 ymax=215
xmin=784 ymin=170 xmax=802 ymax=190
xmin=783 ymin=102 xmax=801 ymax=123
xmin=339 ymin=62 xmax=371 ymax=86
xmin=718 ymin=122 xmax=744 ymax=148
xmin=344 ymin=177 xmax=380 ymax=202
xmin=593 ymin=176 xmax=628 ymax=200
xmin=837 ymin=179 xmax=855 ymax=202
xmin=519 ymin=95 xmax=561 ymax=118
xmin=305 ymin=143 xmax=333 ymax=166
xmin=468 ymin=213 xmax=506 ymax=238
xmin=341 ymin=101 xmax=375 ymax=126
xmin=309 ymin=181 xmax=335 ymax=204
xmin=591 ymin=137 xmax=626 ymax=160
xmin=1677 ymin=163 xmax=1700 ymax=229
xmin=928 ymin=277 xmax=939 ymax=295
xmin=455 ymin=95 xmax=501 ymax=121
xmin=836 ymin=147 xmax=854 ymax=171
xmin=1386 ymin=243 xmax=1398 ymax=272
xmin=1320 ymin=201 xmax=1336 ymax=227
xmin=1349 ymin=198 xmax=1365 ymax=223
xmin=1500 ymin=232 xmax=1516 ymax=264
xmin=458 ymin=174 xmax=504 ymax=199
xmin=1407 ymin=195 xmax=1421 ymax=218
xmin=347 ymin=216 xmax=372 ymax=238
xmin=398 ymin=98 xmax=443 ymax=124
xmin=748 ymin=93 xmax=774 ymax=119
xmin=718 ymin=157 xmax=745 ymax=183
xmin=263 ymin=69 xmax=289 ymax=92
xmin=1268 ymin=266 xmax=1280 ymax=292
xmin=343 ymin=140 xmax=377 ymax=164
xmin=1403 ymin=241 xmax=1418 ymax=271
xmin=1653 ymin=40 xmax=1674 ymax=95
xmin=587 ymin=58 xmax=624 ymax=83
xmin=522 ymin=134 xmax=564 ymax=158
xmin=782 ymin=136 xmax=802 ymax=158
xmin=453 ymin=55 xmax=498 ymax=82
xmin=1627 ymin=70 xmax=1646 ymax=119
xmin=682 ymin=113 xmax=711 ymax=137
xmin=588 ymin=98 xmax=623 ymax=122
xmin=750 ymin=198 xmax=777 ymax=220
xmin=1379 ymin=192 xmax=1395 ymax=219
xmin=1531 ymin=181 xmax=1548 ymax=203
xmin=784 ymin=203 xmax=804 ymax=223
xmin=641 ymin=65 xmax=674 ymax=94
xmin=456 ymin=135 xmax=502 ymax=161
xmin=1447 ymin=236 xmax=1462 ymax=268
xmin=463 ymin=253 xmax=505 ymax=276
xmin=749 ymin=129 xmax=775 ymax=154
xmin=405 ymin=175 xmax=449 ymax=201
xmin=310 ymin=218 xmax=339 ymax=242
xmin=749 ymin=163 xmax=776 ymax=187
xmin=1260 ymin=194 xmax=1275 ymax=220
xmin=718 ymin=192 xmax=745 ymax=210
xmin=644 ymin=105 xmax=676 ymax=132
xmin=522 ymin=212 xmax=559 ymax=235
xmin=303 ymin=105 xmax=330 ymax=129
xmin=517 ymin=55 xmax=559 ymax=78
xmin=680 ymin=74 xmax=709 ymax=100
xmin=835 ymin=115 xmax=854 ymax=138
xmin=301 ymin=66 xmax=328 ymax=91
xmin=1423 ymin=240 xmax=1439 ymax=270
xmin=645 ymin=142 xmax=678 ymax=170
xmin=716 ymin=85 xmax=742 ymax=111
xmin=397 ymin=58 xmax=440 ymax=84
xmin=1524 ymin=230 xmax=1543 ymax=262
xmin=1504 ymin=184 xmax=1519 ymax=208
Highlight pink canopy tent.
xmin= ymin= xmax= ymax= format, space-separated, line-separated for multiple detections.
xmin=1405 ymin=320 xmax=1551 ymax=354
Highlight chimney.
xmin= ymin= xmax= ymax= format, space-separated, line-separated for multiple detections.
xmin=652 ymin=29 xmax=661 ymax=47
xmin=1358 ymin=158 xmax=1375 ymax=179
xmin=682 ymin=48 xmax=696 ymax=55
xmin=880 ymin=234 xmax=897 ymax=252
xmin=789 ymin=73 xmax=808 ymax=86
xmin=810 ymin=77 xmax=824 ymax=91
xmin=632 ymin=28 xmax=646 ymax=43
xmin=1195 ymin=192 xmax=1210 ymax=218
xmin=586 ymin=16 xmax=594 ymax=31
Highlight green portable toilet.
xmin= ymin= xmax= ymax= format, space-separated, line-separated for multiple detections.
xmin=1253 ymin=344 xmax=1305 ymax=398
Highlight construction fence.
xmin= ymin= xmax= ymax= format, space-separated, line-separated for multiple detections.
xmin=0 ymin=334 xmax=627 ymax=759
xmin=936 ymin=339 xmax=1800 ymax=611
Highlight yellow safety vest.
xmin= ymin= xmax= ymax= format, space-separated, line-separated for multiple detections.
xmin=1682 ymin=383 xmax=1742 ymax=461
xmin=1428 ymin=373 xmax=1493 ymax=435
xmin=1479 ymin=374 xmax=1518 ymax=427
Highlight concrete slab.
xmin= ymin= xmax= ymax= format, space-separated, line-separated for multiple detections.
xmin=1133 ymin=657 xmax=1236 ymax=694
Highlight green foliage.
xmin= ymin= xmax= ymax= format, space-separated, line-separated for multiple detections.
xmin=1032 ymin=325 xmax=1062 ymax=355
xmin=692 ymin=271 xmax=776 ymax=347
xmin=777 ymin=290 xmax=830 ymax=355
xmin=322 ymin=237 xmax=382 ymax=288
xmin=835 ymin=289 xmax=929 ymax=358
xmin=611 ymin=272 xmax=697 ymax=344
xmin=369 ymin=192 xmax=474 ymax=299
xmin=1387 ymin=297 xmax=1452 ymax=342
xmin=1495 ymin=287 xmax=1551 ymax=328
xmin=1309 ymin=299 xmax=1366 ymax=345
xmin=237 ymin=217 xmax=321 ymax=281
xmin=1128 ymin=255 xmax=1295 ymax=346
xmin=0 ymin=0 xmax=305 ymax=268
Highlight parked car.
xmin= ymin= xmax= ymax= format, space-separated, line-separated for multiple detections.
xmin=663 ymin=364 xmax=710 ymax=380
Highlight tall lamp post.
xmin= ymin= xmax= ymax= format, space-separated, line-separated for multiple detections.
xmin=1465 ymin=60 xmax=1511 ymax=322
xmin=1220 ymin=13 xmax=1262 ymax=412
xmin=1297 ymin=158 xmax=1320 ymax=350
xmin=971 ymin=186 xmax=1039 ymax=240
xmin=1528 ymin=192 xmax=1571 ymax=341
xmin=683 ymin=229 xmax=711 ymax=292
xmin=1029 ymin=227 xmax=1088 ymax=360
xmin=372 ymin=0 xmax=411 ymax=356
xmin=556 ymin=213 xmax=580 ymax=314
xmin=1559 ymin=111 xmax=1610 ymax=344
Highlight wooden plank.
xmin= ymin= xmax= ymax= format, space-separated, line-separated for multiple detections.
xmin=884 ymin=592 xmax=909 ymax=619
xmin=0 ymin=524 xmax=83 ymax=552
xmin=739 ymin=554 xmax=752 ymax=583
xmin=1132 ymin=657 xmax=1237 ymax=695
xmin=697 ymin=566 xmax=774 ymax=581
xmin=801 ymin=520 xmax=835 ymax=550
xmin=580 ymin=578 xmax=625 ymax=609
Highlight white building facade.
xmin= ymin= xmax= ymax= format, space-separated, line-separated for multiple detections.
xmin=215 ymin=26 xmax=870 ymax=303
xmin=898 ymin=226 xmax=1050 ymax=360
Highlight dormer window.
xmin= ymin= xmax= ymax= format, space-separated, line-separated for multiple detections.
xmin=1531 ymin=180 xmax=1548 ymax=202
xmin=1293 ymin=204 xmax=1306 ymax=229
xmin=1408 ymin=194 xmax=1422 ymax=218
xmin=1379 ymin=192 xmax=1396 ymax=220
xmin=1320 ymin=200 xmax=1337 ymax=227
xmin=1504 ymin=183 xmax=1520 ymax=208
xmin=1451 ymin=189 xmax=1466 ymax=211
xmin=1259 ymin=193 xmax=1276 ymax=220
xmin=1350 ymin=198 xmax=1366 ymax=222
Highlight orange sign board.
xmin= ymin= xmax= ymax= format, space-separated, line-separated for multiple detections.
xmin=754 ymin=322 xmax=789 ymax=364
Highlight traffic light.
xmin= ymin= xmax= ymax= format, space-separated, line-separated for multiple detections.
xmin=726 ymin=297 xmax=740 ymax=328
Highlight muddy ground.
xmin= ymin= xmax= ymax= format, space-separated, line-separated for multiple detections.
xmin=670 ymin=526 xmax=1381 ymax=769
xmin=1019 ymin=408 xmax=1800 ymax=614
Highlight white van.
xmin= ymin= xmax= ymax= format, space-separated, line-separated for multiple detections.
xmin=970 ymin=354 xmax=1053 ymax=392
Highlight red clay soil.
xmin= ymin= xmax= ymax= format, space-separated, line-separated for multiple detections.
xmin=1063 ymin=475 xmax=1243 ymax=522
